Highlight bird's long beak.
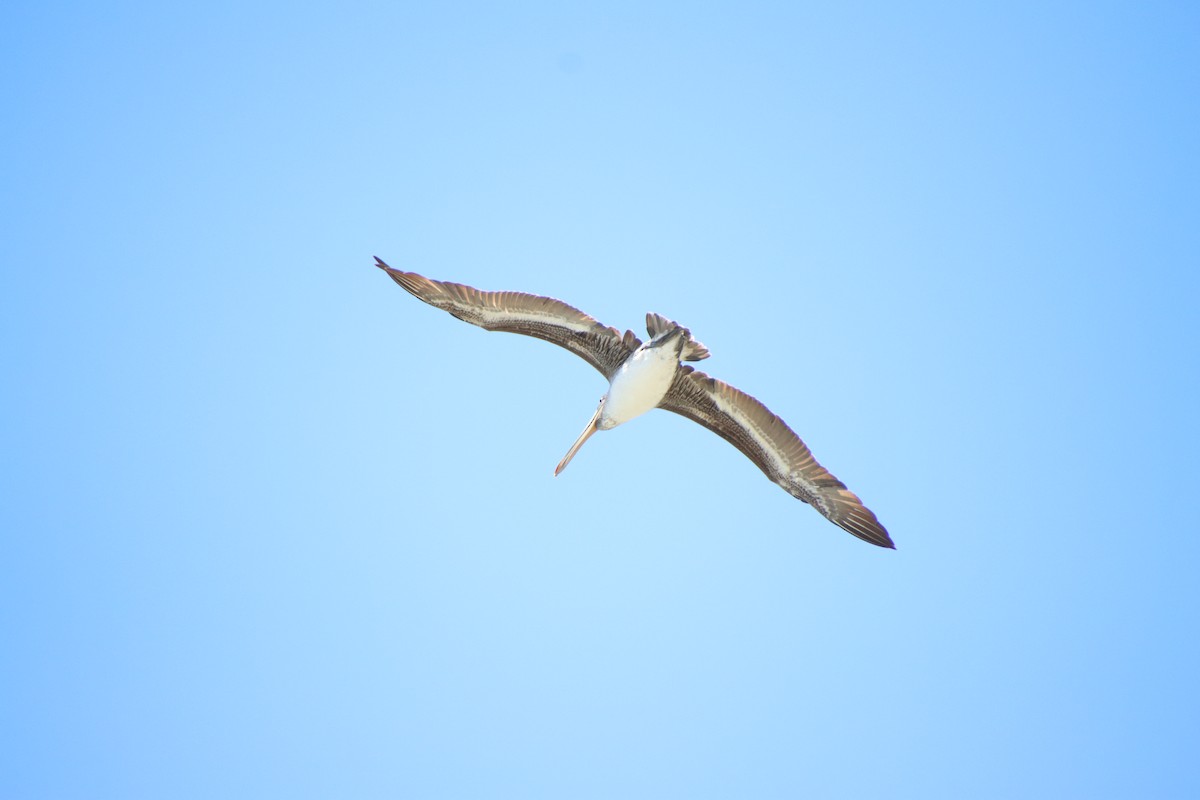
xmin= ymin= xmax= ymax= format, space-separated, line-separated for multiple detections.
xmin=554 ymin=403 xmax=603 ymax=476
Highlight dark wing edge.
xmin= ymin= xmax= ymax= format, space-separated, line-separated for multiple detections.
xmin=375 ymin=258 xmax=640 ymax=378
xmin=659 ymin=367 xmax=894 ymax=549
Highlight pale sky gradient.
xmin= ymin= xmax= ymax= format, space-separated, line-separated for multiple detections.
xmin=3 ymin=2 xmax=1198 ymax=797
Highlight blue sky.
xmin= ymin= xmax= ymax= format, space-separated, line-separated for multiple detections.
xmin=3 ymin=1 xmax=1198 ymax=797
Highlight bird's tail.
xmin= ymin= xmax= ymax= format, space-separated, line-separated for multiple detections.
xmin=645 ymin=312 xmax=710 ymax=361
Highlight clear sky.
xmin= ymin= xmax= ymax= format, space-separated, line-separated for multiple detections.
xmin=3 ymin=1 xmax=1198 ymax=797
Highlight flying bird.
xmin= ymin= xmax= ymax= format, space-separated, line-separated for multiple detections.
xmin=376 ymin=258 xmax=893 ymax=548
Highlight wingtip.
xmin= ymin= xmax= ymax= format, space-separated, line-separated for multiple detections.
xmin=865 ymin=526 xmax=896 ymax=550
xmin=836 ymin=509 xmax=895 ymax=550
xmin=374 ymin=256 xmax=392 ymax=271
xmin=855 ymin=531 xmax=896 ymax=549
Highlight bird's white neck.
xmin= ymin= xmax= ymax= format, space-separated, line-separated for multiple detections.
xmin=599 ymin=343 xmax=679 ymax=429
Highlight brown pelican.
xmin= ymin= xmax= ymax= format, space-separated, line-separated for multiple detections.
xmin=376 ymin=258 xmax=893 ymax=549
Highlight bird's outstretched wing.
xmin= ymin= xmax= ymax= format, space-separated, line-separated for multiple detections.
xmin=376 ymin=258 xmax=641 ymax=379
xmin=660 ymin=367 xmax=894 ymax=548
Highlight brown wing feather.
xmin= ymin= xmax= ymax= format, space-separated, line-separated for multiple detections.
xmin=659 ymin=367 xmax=893 ymax=548
xmin=376 ymin=258 xmax=639 ymax=378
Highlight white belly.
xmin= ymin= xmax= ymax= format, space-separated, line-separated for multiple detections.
xmin=599 ymin=346 xmax=678 ymax=429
